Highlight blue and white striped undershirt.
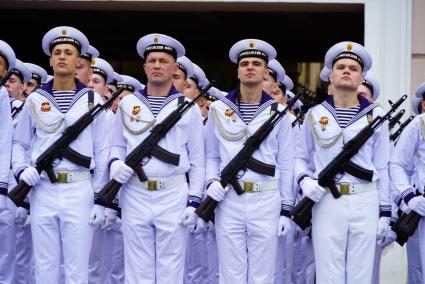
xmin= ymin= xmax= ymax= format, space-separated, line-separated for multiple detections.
xmin=147 ymin=96 xmax=167 ymax=117
xmin=335 ymin=105 xmax=360 ymax=128
xmin=239 ymin=102 xmax=260 ymax=124
xmin=52 ymin=90 xmax=75 ymax=112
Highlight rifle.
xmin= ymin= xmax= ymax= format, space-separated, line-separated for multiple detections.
xmin=292 ymin=104 xmax=314 ymax=128
xmin=195 ymin=92 xmax=303 ymax=222
xmin=390 ymin=115 xmax=414 ymax=142
xmin=388 ymin=109 xmax=405 ymax=130
xmin=8 ymin=88 xmax=124 ymax=207
xmin=291 ymin=95 xmax=408 ymax=230
xmin=97 ymin=81 xmax=215 ymax=206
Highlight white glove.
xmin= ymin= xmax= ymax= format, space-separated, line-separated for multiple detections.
xmin=189 ymin=217 xmax=207 ymax=234
xmin=89 ymin=204 xmax=105 ymax=227
xmin=112 ymin=217 xmax=122 ymax=232
xmin=206 ymin=181 xmax=228 ymax=202
xmin=110 ymin=160 xmax=133 ymax=184
xmin=299 ymin=177 xmax=327 ymax=202
xmin=399 ymin=201 xmax=411 ymax=214
xmin=376 ymin=217 xmax=390 ymax=243
xmin=277 ymin=216 xmax=292 ymax=237
xmin=102 ymin=208 xmax=118 ymax=230
xmin=15 ymin=207 xmax=29 ymax=227
xmin=179 ymin=206 xmax=198 ymax=226
xmin=377 ymin=228 xmax=397 ymax=248
xmin=20 ymin=167 xmax=40 ymax=186
xmin=407 ymin=196 xmax=425 ymax=216
xmin=0 ymin=195 xmax=7 ymax=213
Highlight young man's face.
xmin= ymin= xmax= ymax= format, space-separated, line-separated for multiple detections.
xmin=330 ymin=58 xmax=364 ymax=92
xmin=357 ymin=84 xmax=373 ymax=103
xmin=5 ymin=74 xmax=24 ymax=99
xmin=262 ymin=70 xmax=276 ymax=94
xmin=238 ymin=57 xmax=268 ymax=87
xmin=75 ymin=58 xmax=92 ymax=85
xmin=172 ymin=68 xmax=188 ymax=93
xmin=88 ymin=73 xmax=108 ymax=97
xmin=0 ymin=56 xmax=8 ymax=78
xmin=25 ymin=78 xmax=40 ymax=94
xmin=49 ymin=44 xmax=80 ymax=77
xmin=143 ymin=52 xmax=177 ymax=86
xmin=183 ymin=78 xmax=199 ymax=100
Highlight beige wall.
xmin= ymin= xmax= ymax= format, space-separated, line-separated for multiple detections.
xmin=411 ymin=0 xmax=425 ymax=97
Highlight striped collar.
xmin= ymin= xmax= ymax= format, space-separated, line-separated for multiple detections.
xmin=133 ymin=85 xmax=182 ymax=114
xmin=221 ymin=89 xmax=275 ymax=124
xmin=323 ymin=95 xmax=376 ymax=128
xmin=36 ymin=78 xmax=90 ymax=113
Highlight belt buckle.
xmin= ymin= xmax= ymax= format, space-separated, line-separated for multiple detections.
xmin=243 ymin=182 xmax=254 ymax=193
xmin=147 ymin=180 xmax=158 ymax=191
xmin=339 ymin=182 xmax=351 ymax=195
xmin=57 ymin=172 xmax=69 ymax=183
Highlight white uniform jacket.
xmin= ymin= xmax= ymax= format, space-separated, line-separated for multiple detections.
xmin=294 ymin=95 xmax=391 ymax=216
xmin=390 ymin=113 xmax=425 ymax=205
xmin=205 ymin=90 xmax=294 ymax=216
xmin=109 ymin=85 xmax=205 ymax=205
xmin=12 ymin=79 xmax=109 ymax=193
xmin=0 ymin=86 xmax=12 ymax=195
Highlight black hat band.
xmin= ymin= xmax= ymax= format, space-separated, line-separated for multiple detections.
xmin=333 ymin=52 xmax=364 ymax=69
xmin=189 ymin=75 xmax=199 ymax=87
xmin=177 ymin=63 xmax=187 ymax=77
xmin=267 ymin=68 xmax=277 ymax=82
xmin=32 ymin=73 xmax=41 ymax=85
xmin=80 ymin=53 xmax=93 ymax=62
xmin=92 ymin=67 xmax=107 ymax=82
xmin=237 ymin=49 xmax=268 ymax=63
xmin=362 ymin=79 xmax=374 ymax=95
xmin=117 ymin=83 xmax=134 ymax=92
xmin=50 ymin=37 xmax=82 ymax=53
xmin=10 ymin=68 xmax=24 ymax=83
xmin=144 ymin=44 xmax=177 ymax=60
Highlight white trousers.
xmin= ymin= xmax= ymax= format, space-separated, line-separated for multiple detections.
xmin=215 ymin=188 xmax=280 ymax=284
xmin=121 ymin=179 xmax=188 ymax=284
xmin=312 ymin=189 xmax=379 ymax=284
xmin=105 ymin=228 xmax=124 ymax=284
xmin=184 ymin=231 xmax=208 ymax=284
xmin=291 ymin=233 xmax=315 ymax=284
xmin=0 ymin=197 xmax=16 ymax=283
xmin=407 ymin=228 xmax=423 ymax=284
xmin=88 ymin=227 xmax=108 ymax=284
xmin=30 ymin=179 xmax=94 ymax=284
xmin=206 ymin=225 xmax=218 ymax=284
xmin=15 ymin=224 xmax=34 ymax=284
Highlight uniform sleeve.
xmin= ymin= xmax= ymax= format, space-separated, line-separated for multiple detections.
xmin=277 ymin=116 xmax=295 ymax=217
xmin=108 ymin=107 xmax=127 ymax=166
xmin=0 ymin=90 xmax=12 ymax=194
xmin=205 ymin=106 xmax=221 ymax=184
xmin=186 ymin=105 xmax=205 ymax=207
xmin=294 ymin=110 xmax=316 ymax=185
xmin=389 ymin=117 xmax=419 ymax=205
xmin=91 ymin=109 xmax=110 ymax=193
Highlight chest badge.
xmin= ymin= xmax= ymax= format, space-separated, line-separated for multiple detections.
xmin=40 ymin=101 xmax=51 ymax=112
xmin=319 ymin=116 xmax=329 ymax=131
xmin=130 ymin=106 xmax=142 ymax=122
xmin=224 ymin=108 xmax=236 ymax=122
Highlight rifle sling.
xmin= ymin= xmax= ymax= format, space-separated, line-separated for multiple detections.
xmin=342 ymin=161 xmax=373 ymax=182
xmin=62 ymin=147 xmax=92 ymax=169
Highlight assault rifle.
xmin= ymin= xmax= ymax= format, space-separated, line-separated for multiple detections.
xmin=195 ymin=92 xmax=303 ymax=222
xmin=97 ymin=81 xmax=215 ymax=206
xmin=388 ymin=109 xmax=405 ymax=130
xmin=390 ymin=115 xmax=414 ymax=143
xmin=291 ymin=95 xmax=408 ymax=230
xmin=8 ymin=88 xmax=124 ymax=207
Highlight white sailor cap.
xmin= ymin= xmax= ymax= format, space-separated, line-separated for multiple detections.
xmin=42 ymin=26 xmax=89 ymax=56
xmin=362 ymin=72 xmax=380 ymax=101
xmin=117 ymin=75 xmax=144 ymax=92
xmin=81 ymin=45 xmax=99 ymax=62
xmin=415 ymin=82 xmax=425 ymax=99
xmin=282 ymin=75 xmax=294 ymax=91
xmin=0 ymin=40 xmax=16 ymax=71
xmin=319 ymin=66 xmax=331 ymax=83
xmin=190 ymin=63 xmax=208 ymax=89
xmin=286 ymin=90 xmax=303 ymax=110
xmin=267 ymin=59 xmax=285 ymax=83
xmin=109 ymin=71 xmax=123 ymax=86
xmin=137 ymin=33 xmax=185 ymax=60
xmin=24 ymin=63 xmax=48 ymax=84
xmin=324 ymin=41 xmax=372 ymax=73
xmin=207 ymin=87 xmax=225 ymax=101
xmin=412 ymin=97 xmax=422 ymax=115
xmin=229 ymin=39 xmax=277 ymax=64
xmin=176 ymin=56 xmax=194 ymax=79
xmin=10 ymin=59 xmax=31 ymax=83
xmin=91 ymin=57 xmax=114 ymax=84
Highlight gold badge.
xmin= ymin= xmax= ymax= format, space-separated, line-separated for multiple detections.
xmin=225 ymin=108 xmax=236 ymax=122
xmin=41 ymin=101 xmax=51 ymax=112
xmin=347 ymin=43 xmax=353 ymax=51
xmin=61 ymin=28 xmax=68 ymax=36
xmin=153 ymin=37 xmax=159 ymax=43
xmin=319 ymin=116 xmax=329 ymax=131
xmin=130 ymin=106 xmax=141 ymax=122
xmin=249 ymin=40 xmax=255 ymax=48
xmin=91 ymin=59 xmax=96 ymax=65
xmin=367 ymin=114 xmax=373 ymax=124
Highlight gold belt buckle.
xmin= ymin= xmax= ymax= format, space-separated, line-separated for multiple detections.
xmin=57 ymin=172 xmax=69 ymax=183
xmin=339 ymin=182 xmax=351 ymax=195
xmin=243 ymin=182 xmax=254 ymax=193
xmin=147 ymin=180 xmax=158 ymax=191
